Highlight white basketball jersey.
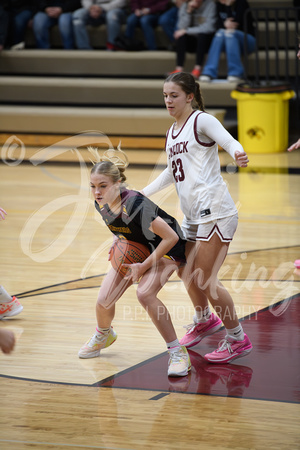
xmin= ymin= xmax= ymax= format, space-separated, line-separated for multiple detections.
xmin=165 ymin=110 xmax=237 ymax=224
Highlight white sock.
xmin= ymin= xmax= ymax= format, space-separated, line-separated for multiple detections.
xmin=167 ymin=338 xmax=181 ymax=351
xmin=0 ymin=285 xmax=13 ymax=303
xmin=96 ymin=326 xmax=110 ymax=336
xmin=194 ymin=306 xmax=211 ymax=323
xmin=226 ymin=324 xmax=245 ymax=341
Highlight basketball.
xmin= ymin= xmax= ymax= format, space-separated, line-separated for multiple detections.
xmin=110 ymin=239 xmax=150 ymax=276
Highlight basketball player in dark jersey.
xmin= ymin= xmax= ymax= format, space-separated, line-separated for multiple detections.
xmin=78 ymin=155 xmax=191 ymax=377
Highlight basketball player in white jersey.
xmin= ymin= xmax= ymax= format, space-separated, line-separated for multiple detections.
xmin=142 ymin=72 xmax=252 ymax=363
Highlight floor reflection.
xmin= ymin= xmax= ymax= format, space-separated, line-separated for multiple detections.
xmin=99 ymin=294 xmax=300 ymax=403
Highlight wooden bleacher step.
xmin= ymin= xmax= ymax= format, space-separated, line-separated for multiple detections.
xmin=0 ymin=47 xmax=297 ymax=78
xmin=0 ymin=76 xmax=237 ymax=107
xmin=0 ymin=105 xmax=226 ymax=136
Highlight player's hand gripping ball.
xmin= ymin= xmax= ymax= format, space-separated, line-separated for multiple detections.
xmin=110 ymin=240 xmax=150 ymax=277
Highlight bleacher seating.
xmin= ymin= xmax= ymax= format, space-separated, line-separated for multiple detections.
xmin=0 ymin=0 xmax=297 ymax=156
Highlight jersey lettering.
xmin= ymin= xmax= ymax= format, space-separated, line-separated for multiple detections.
xmin=108 ymin=225 xmax=131 ymax=234
xmin=168 ymin=141 xmax=188 ymax=159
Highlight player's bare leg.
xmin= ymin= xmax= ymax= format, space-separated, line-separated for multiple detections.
xmin=96 ymin=267 xmax=133 ymax=325
xmin=78 ymin=268 xmax=132 ymax=359
xmin=137 ymin=258 xmax=179 ymax=342
xmin=137 ymin=258 xmax=191 ymax=376
xmin=180 ymin=234 xmax=239 ymax=329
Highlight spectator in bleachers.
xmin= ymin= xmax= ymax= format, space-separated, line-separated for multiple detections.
xmin=72 ymin=0 xmax=128 ymax=50
xmin=158 ymin=0 xmax=186 ymax=48
xmin=0 ymin=0 xmax=37 ymax=50
xmin=168 ymin=0 xmax=216 ymax=78
xmin=10 ymin=1 xmax=37 ymax=49
xmin=200 ymin=0 xmax=256 ymax=83
xmin=125 ymin=0 xmax=170 ymax=50
xmin=33 ymin=0 xmax=81 ymax=49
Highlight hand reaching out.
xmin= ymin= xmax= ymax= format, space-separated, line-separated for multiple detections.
xmin=287 ymin=138 xmax=300 ymax=152
xmin=235 ymin=151 xmax=249 ymax=168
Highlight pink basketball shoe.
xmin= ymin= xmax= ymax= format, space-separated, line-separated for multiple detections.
xmin=179 ymin=313 xmax=222 ymax=348
xmin=204 ymin=334 xmax=253 ymax=364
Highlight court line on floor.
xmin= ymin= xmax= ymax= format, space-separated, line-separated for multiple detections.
xmin=13 ymin=244 xmax=300 ymax=299
xmin=1 ymin=294 xmax=299 ymax=403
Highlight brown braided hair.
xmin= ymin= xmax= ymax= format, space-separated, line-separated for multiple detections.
xmin=164 ymin=72 xmax=205 ymax=111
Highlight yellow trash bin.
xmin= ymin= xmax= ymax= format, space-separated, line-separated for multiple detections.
xmin=231 ymin=84 xmax=295 ymax=154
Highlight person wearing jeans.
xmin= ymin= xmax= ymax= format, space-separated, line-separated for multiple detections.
xmin=72 ymin=0 xmax=127 ymax=50
xmin=200 ymin=0 xmax=256 ymax=82
xmin=33 ymin=0 xmax=81 ymax=49
xmin=12 ymin=8 xmax=34 ymax=46
xmin=0 ymin=0 xmax=36 ymax=50
xmin=158 ymin=0 xmax=186 ymax=47
xmin=169 ymin=0 xmax=217 ymax=78
xmin=125 ymin=0 xmax=170 ymax=50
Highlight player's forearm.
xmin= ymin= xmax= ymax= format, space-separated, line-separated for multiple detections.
xmin=140 ymin=235 xmax=179 ymax=273
xmin=142 ymin=168 xmax=173 ymax=197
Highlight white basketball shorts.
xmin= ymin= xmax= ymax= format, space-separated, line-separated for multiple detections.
xmin=181 ymin=214 xmax=238 ymax=242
